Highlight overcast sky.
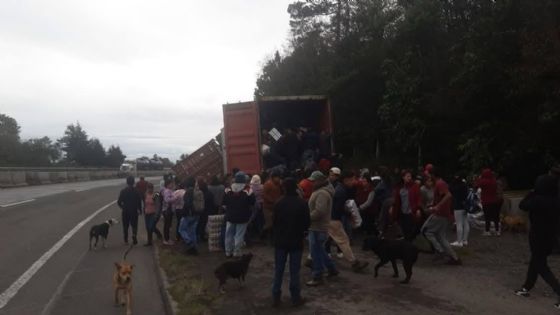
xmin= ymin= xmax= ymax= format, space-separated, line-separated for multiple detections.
xmin=0 ymin=0 xmax=293 ymax=162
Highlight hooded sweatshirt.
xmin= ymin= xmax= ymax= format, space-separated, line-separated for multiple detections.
xmin=263 ymin=179 xmax=283 ymax=210
xmin=299 ymin=178 xmax=314 ymax=201
xmin=273 ymin=193 xmax=311 ymax=250
xmin=392 ymin=182 xmax=421 ymax=222
xmin=476 ymin=169 xmax=498 ymax=205
xmin=223 ymin=184 xmax=256 ymax=224
xmin=308 ymin=181 xmax=335 ymax=232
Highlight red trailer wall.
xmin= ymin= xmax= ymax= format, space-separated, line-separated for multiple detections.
xmin=222 ymin=102 xmax=261 ymax=175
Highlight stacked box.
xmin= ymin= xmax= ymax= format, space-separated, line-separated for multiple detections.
xmin=208 ymin=214 xmax=225 ymax=252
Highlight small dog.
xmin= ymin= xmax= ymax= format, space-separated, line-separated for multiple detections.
xmin=89 ymin=218 xmax=119 ymax=250
xmin=114 ymin=245 xmax=134 ymax=315
xmin=214 ymin=253 xmax=253 ymax=293
xmin=363 ymin=236 xmax=418 ymax=284
xmin=502 ymin=215 xmax=528 ymax=233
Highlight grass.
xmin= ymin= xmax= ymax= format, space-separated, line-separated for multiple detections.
xmin=158 ymin=245 xmax=220 ymax=315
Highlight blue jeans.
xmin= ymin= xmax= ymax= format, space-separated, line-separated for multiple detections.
xmin=179 ymin=216 xmax=199 ymax=249
xmin=225 ymin=222 xmax=248 ymax=257
xmin=272 ymin=248 xmax=303 ymax=302
xmin=144 ymin=213 xmax=161 ymax=243
xmin=309 ymin=230 xmax=337 ymax=279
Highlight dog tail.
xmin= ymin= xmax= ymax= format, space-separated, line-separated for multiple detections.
xmin=123 ymin=244 xmax=133 ymax=261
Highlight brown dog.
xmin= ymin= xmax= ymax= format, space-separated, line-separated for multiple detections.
xmin=502 ymin=215 xmax=528 ymax=233
xmin=114 ymin=245 xmax=134 ymax=315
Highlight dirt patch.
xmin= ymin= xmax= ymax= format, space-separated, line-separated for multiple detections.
xmin=158 ymin=231 xmax=560 ymax=315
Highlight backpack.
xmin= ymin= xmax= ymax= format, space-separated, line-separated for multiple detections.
xmin=153 ymin=192 xmax=163 ymax=217
xmin=465 ymin=188 xmax=481 ymax=214
xmin=193 ymin=186 xmax=205 ymax=213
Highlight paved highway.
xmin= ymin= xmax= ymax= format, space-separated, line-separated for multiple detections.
xmin=0 ymin=179 xmax=166 ymax=315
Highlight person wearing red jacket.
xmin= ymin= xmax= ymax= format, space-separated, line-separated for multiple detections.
xmin=391 ymin=170 xmax=423 ymax=241
xmin=421 ymin=167 xmax=461 ymax=265
xmin=476 ymin=168 xmax=501 ymax=236
xmin=298 ymin=172 xmax=316 ymax=202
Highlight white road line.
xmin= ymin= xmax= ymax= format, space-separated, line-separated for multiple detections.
xmin=0 ymin=199 xmax=36 ymax=208
xmin=0 ymin=200 xmax=117 ymax=310
xmin=40 ymin=250 xmax=87 ymax=315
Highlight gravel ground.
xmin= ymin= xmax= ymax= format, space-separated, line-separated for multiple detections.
xmin=164 ymin=229 xmax=560 ymax=315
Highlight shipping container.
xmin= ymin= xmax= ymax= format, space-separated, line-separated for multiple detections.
xmin=222 ymin=95 xmax=333 ymax=175
xmin=173 ymin=139 xmax=224 ymax=181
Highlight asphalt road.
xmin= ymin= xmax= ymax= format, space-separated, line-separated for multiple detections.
xmin=0 ymin=179 xmax=166 ymax=315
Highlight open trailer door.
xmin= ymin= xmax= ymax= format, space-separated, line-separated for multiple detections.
xmin=222 ymin=101 xmax=261 ymax=175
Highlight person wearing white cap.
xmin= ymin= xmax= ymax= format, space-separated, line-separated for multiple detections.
xmin=329 ymin=167 xmax=341 ymax=186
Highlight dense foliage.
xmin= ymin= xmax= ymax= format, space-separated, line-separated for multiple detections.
xmin=255 ymin=0 xmax=560 ymax=188
xmin=0 ymin=114 xmax=126 ymax=167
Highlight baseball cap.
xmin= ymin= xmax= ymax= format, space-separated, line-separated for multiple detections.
xmin=330 ymin=167 xmax=341 ymax=175
xmin=308 ymin=171 xmax=326 ymax=181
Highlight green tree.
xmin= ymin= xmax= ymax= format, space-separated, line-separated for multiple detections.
xmin=58 ymin=123 xmax=110 ymax=167
xmin=0 ymin=113 xmax=21 ymax=165
xmin=83 ymin=138 xmax=106 ymax=166
xmin=256 ymin=0 xmax=560 ymax=188
xmin=19 ymin=137 xmax=61 ymax=166
xmin=58 ymin=123 xmax=89 ymax=165
xmin=105 ymin=145 xmax=126 ymax=168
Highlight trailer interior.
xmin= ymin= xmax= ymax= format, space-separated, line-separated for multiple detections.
xmin=257 ymin=96 xmax=332 ymax=135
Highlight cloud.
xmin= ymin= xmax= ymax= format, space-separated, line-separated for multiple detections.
xmin=0 ymin=0 xmax=293 ymax=162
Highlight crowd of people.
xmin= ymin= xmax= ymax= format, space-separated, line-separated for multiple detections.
xmin=116 ymin=162 xmax=560 ymax=310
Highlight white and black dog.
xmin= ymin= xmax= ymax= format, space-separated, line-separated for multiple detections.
xmin=89 ymin=218 xmax=119 ymax=250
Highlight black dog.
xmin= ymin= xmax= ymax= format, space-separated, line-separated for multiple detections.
xmin=214 ymin=253 xmax=253 ymax=293
xmin=362 ymin=236 xmax=418 ymax=284
xmin=89 ymin=218 xmax=119 ymax=250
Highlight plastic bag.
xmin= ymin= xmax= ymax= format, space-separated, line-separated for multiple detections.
xmin=345 ymin=199 xmax=362 ymax=228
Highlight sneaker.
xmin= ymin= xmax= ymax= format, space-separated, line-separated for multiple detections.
xmin=496 ymin=230 xmax=501 ymax=236
xmin=336 ymin=252 xmax=344 ymax=259
xmin=450 ymin=241 xmax=463 ymax=247
xmin=351 ymin=260 xmax=369 ymax=272
xmin=306 ymin=278 xmax=323 ymax=287
xmin=515 ymin=288 xmax=530 ymax=297
xmin=482 ymin=231 xmax=492 ymax=237
xmin=304 ymin=259 xmax=313 ymax=269
xmin=162 ymin=240 xmax=171 ymax=246
xmin=554 ymin=302 xmax=560 ymax=309
xmin=445 ymin=258 xmax=462 ymax=266
xmin=132 ymin=236 xmax=138 ymax=245
xmin=463 ymin=241 xmax=469 ymax=246
xmin=327 ymin=269 xmax=340 ymax=278
xmin=292 ymin=297 xmax=307 ymax=307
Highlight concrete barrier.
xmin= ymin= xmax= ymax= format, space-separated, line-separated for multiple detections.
xmin=11 ymin=171 xmax=27 ymax=187
xmin=0 ymin=170 xmax=29 ymax=187
xmin=37 ymin=172 xmax=51 ymax=185
xmin=25 ymin=171 xmax=40 ymax=185
xmin=50 ymin=171 xmax=68 ymax=183
xmin=76 ymin=171 xmax=90 ymax=182
xmin=0 ymin=171 xmax=12 ymax=187
xmin=0 ymin=167 xmax=170 ymax=188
